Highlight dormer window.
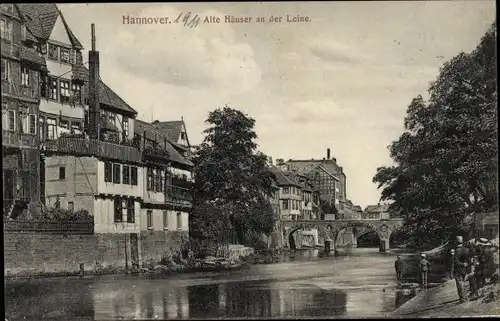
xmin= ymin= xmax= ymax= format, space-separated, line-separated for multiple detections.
xmin=60 ymin=48 xmax=70 ymax=63
xmin=180 ymin=132 xmax=186 ymax=140
xmin=48 ymin=44 xmax=58 ymax=60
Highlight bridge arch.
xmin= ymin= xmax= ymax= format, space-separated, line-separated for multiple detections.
xmin=280 ymin=219 xmax=402 ymax=253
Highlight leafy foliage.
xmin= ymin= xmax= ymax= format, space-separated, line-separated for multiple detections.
xmin=320 ymin=199 xmax=338 ymax=214
xmin=373 ymin=22 xmax=497 ymax=247
xmin=42 ymin=207 xmax=93 ymax=221
xmin=190 ymin=107 xmax=277 ymax=247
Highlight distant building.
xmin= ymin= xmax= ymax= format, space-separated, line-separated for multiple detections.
xmin=280 ymin=148 xmax=347 ymax=210
xmin=270 ymin=166 xmax=304 ymax=221
xmin=362 ymin=204 xmax=391 ymax=220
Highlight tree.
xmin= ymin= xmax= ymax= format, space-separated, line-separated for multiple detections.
xmin=373 ymin=22 xmax=497 ymax=247
xmin=320 ymin=199 xmax=338 ymax=214
xmin=190 ymin=107 xmax=277 ymax=246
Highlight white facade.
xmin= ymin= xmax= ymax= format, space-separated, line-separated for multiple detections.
xmin=140 ymin=209 xmax=189 ymax=232
xmin=97 ymin=160 xmax=143 ymax=198
xmin=94 ymin=198 xmax=142 ymax=233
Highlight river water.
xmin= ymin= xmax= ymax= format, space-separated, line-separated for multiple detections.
xmin=5 ymin=248 xmax=406 ymax=320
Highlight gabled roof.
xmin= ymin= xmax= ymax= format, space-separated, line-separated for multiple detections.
xmin=79 ymin=67 xmax=137 ymax=115
xmin=154 ymin=120 xmax=184 ymax=142
xmin=310 ymin=165 xmax=340 ymax=181
xmin=134 ymin=119 xmax=193 ymax=167
xmin=286 ymin=159 xmax=344 ymax=176
xmin=15 ymin=4 xmax=82 ymax=49
xmin=365 ymin=204 xmax=390 ymax=213
xmin=269 ymin=166 xmax=302 ymax=188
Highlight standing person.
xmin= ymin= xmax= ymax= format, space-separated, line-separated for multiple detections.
xmin=454 ymin=236 xmax=472 ymax=303
xmin=482 ymin=240 xmax=496 ymax=285
xmin=419 ymin=254 xmax=431 ymax=288
xmin=395 ymin=256 xmax=404 ymax=284
xmin=449 ymin=249 xmax=456 ymax=279
xmin=474 ymin=239 xmax=487 ymax=288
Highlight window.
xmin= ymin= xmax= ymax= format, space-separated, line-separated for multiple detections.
xmin=68 ymin=201 xmax=74 ymax=212
xmin=126 ymin=198 xmax=135 ymax=223
xmin=114 ymin=198 xmax=123 ymax=223
xmin=49 ymin=77 xmax=58 ymax=100
xmin=60 ymin=120 xmax=69 ymax=129
xmin=59 ymin=167 xmax=66 ymax=180
xmin=147 ymin=167 xmax=153 ymax=191
xmin=0 ymin=4 xmax=14 ymax=14
xmin=7 ymin=110 xmax=15 ymax=131
xmin=39 ymin=116 xmax=45 ymax=139
xmin=71 ymin=83 xmax=81 ymax=104
xmin=0 ymin=18 xmax=12 ymax=41
xmin=113 ymin=163 xmax=121 ymax=184
xmin=69 ymin=49 xmax=75 ymax=64
xmin=60 ymin=80 xmax=70 ymax=103
xmin=21 ymin=24 xmax=26 ymax=41
xmin=60 ymin=48 xmax=70 ymax=63
xmin=163 ymin=211 xmax=168 ymax=229
xmin=70 ymin=122 xmax=81 ymax=133
xmin=40 ymin=76 xmax=47 ymax=98
xmin=48 ymin=44 xmax=58 ymax=60
xmin=21 ymin=67 xmax=30 ymax=86
xmin=180 ymin=132 xmax=186 ymax=140
xmin=122 ymin=117 xmax=129 ymax=137
xmin=282 ymin=200 xmax=289 ymax=210
xmin=177 ymin=212 xmax=182 ymax=230
xmin=28 ymin=114 xmax=36 ymax=135
xmin=131 ymin=167 xmax=138 ymax=186
xmin=122 ymin=165 xmax=130 ymax=184
xmin=147 ymin=210 xmax=153 ymax=229
xmin=108 ymin=112 xmax=116 ymax=128
xmin=104 ymin=162 xmax=112 ymax=182
xmin=1 ymin=59 xmax=9 ymax=81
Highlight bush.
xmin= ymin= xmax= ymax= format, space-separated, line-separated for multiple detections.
xmin=42 ymin=207 xmax=93 ymax=221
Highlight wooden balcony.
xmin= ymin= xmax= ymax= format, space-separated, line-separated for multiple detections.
xmin=2 ymin=130 xmax=39 ymax=150
xmin=43 ymin=136 xmax=142 ymax=163
xmin=165 ymin=185 xmax=193 ymax=205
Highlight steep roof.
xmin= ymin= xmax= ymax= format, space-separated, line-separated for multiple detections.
xmin=15 ymin=4 xmax=82 ymax=48
xmin=269 ymin=166 xmax=302 ymax=188
xmin=79 ymin=67 xmax=137 ymax=115
xmin=154 ymin=120 xmax=184 ymax=142
xmin=134 ymin=119 xmax=193 ymax=167
xmin=365 ymin=204 xmax=390 ymax=213
xmin=287 ymin=159 xmax=344 ymax=176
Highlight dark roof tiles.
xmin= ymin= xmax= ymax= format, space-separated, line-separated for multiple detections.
xmin=19 ymin=46 xmax=46 ymax=69
xmin=16 ymin=4 xmax=83 ymax=49
xmin=154 ymin=121 xmax=183 ymax=142
xmin=79 ymin=67 xmax=137 ymax=115
xmin=134 ymin=119 xmax=193 ymax=167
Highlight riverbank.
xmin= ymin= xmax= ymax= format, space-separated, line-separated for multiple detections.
xmin=390 ymin=279 xmax=500 ymax=317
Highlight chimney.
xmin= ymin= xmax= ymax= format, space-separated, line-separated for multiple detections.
xmin=88 ymin=23 xmax=100 ymax=140
xmin=327 ymin=148 xmax=331 ymax=160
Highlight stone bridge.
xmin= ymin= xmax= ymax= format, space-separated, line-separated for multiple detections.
xmin=279 ymin=219 xmax=404 ymax=252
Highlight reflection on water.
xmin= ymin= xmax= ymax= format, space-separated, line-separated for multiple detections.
xmin=187 ymin=282 xmax=347 ymax=318
xmin=5 ymin=249 xmax=400 ymax=320
xmin=5 ymin=278 xmax=346 ymax=320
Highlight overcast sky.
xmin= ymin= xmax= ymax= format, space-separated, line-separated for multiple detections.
xmin=59 ymin=1 xmax=495 ymax=208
